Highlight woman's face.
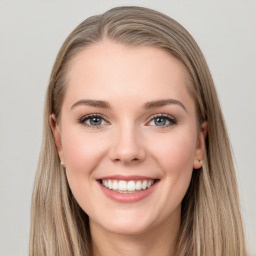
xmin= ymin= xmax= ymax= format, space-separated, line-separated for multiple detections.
xmin=52 ymin=40 xmax=206 ymax=236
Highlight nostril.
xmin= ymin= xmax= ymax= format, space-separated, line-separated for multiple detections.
xmin=113 ymin=156 xmax=142 ymax=164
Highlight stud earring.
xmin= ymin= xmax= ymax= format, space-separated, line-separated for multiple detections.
xmin=60 ymin=161 xmax=66 ymax=168
xmin=199 ymin=160 xmax=204 ymax=165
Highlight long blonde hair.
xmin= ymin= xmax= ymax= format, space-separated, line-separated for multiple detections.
xmin=30 ymin=6 xmax=247 ymax=256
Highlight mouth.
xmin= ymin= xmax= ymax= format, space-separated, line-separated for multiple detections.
xmin=98 ymin=178 xmax=159 ymax=194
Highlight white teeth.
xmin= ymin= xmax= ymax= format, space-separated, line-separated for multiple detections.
xmin=108 ymin=180 xmax=113 ymax=189
xmin=147 ymin=180 xmax=153 ymax=188
xmin=119 ymin=180 xmax=127 ymax=191
xmin=142 ymin=180 xmax=147 ymax=190
xmin=135 ymin=181 xmax=142 ymax=190
xmin=112 ymin=180 xmax=118 ymax=190
xmin=102 ymin=179 xmax=155 ymax=192
xmin=127 ymin=181 xmax=135 ymax=191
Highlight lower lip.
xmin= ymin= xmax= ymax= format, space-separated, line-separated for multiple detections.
xmin=99 ymin=181 xmax=158 ymax=203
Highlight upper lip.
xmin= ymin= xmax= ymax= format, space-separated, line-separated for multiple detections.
xmin=97 ymin=175 xmax=158 ymax=181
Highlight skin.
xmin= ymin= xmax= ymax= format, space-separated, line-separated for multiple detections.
xmin=51 ymin=40 xmax=207 ymax=256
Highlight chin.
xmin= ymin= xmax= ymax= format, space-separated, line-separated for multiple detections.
xmin=90 ymin=208 xmax=159 ymax=237
xmin=102 ymin=221 xmax=152 ymax=236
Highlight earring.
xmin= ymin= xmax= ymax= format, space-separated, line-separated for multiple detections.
xmin=199 ymin=160 xmax=204 ymax=165
xmin=61 ymin=161 xmax=66 ymax=168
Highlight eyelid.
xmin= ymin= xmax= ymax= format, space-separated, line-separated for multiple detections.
xmin=146 ymin=113 xmax=177 ymax=127
xmin=78 ymin=113 xmax=110 ymax=128
xmin=78 ymin=113 xmax=177 ymax=128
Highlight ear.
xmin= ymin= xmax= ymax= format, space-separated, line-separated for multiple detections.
xmin=193 ymin=121 xmax=208 ymax=169
xmin=50 ymin=114 xmax=64 ymax=162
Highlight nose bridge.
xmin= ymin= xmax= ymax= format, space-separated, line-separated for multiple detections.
xmin=110 ymin=121 xmax=145 ymax=163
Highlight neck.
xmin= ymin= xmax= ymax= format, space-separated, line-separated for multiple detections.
xmin=90 ymin=215 xmax=180 ymax=256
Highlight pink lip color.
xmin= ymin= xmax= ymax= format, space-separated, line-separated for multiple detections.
xmin=99 ymin=180 xmax=158 ymax=203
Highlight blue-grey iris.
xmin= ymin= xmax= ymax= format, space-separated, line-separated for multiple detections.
xmin=90 ymin=117 xmax=102 ymax=126
xmin=154 ymin=117 xmax=167 ymax=126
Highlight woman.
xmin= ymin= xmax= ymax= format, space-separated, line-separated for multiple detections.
xmin=29 ymin=6 xmax=248 ymax=256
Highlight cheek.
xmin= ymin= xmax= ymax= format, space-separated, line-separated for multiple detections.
xmin=61 ymin=128 xmax=107 ymax=174
xmin=149 ymin=130 xmax=196 ymax=173
xmin=149 ymin=131 xmax=196 ymax=213
xmin=60 ymin=128 xmax=107 ymax=214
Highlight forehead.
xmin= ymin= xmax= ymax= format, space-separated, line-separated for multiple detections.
xmin=64 ymin=40 xmax=194 ymax=110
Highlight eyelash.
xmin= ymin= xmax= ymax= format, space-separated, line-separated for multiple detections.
xmin=147 ymin=114 xmax=177 ymax=128
xmin=78 ymin=114 xmax=108 ymax=129
xmin=78 ymin=113 xmax=177 ymax=129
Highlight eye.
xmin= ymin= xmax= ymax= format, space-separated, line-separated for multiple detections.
xmin=79 ymin=114 xmax=108 ymax=128
xmin=147 ymin=114 xmax=177 ymax=127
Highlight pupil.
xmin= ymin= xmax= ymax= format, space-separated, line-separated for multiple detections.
xmin=155 ymin=117 xmax=166 ymax=126
xmin=90 ymin=117 xmax=101 ymax=125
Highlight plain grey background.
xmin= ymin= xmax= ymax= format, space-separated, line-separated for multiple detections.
xmin=0 ymin=1 xmax=255 ymax=255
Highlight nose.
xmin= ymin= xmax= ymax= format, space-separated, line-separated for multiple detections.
xmin=109 ymin=124 xmax=146 ymax=164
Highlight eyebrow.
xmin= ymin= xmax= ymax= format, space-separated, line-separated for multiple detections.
xmin=70 ymin=98 xmax=187 ymax=112
xmin=70 ymin=99 xmax=111 ymax=110
xmin=144 ymin=99 xmax=187 ymax=112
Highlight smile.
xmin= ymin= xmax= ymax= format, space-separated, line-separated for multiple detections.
xmin=101 ymin=179 xmax=155 ymax=193
xmin=98 ymin=176 xmax=159 ymax=203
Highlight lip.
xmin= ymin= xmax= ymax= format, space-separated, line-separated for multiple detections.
xmin=97 ymin=176 xmax=159 ymax=203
